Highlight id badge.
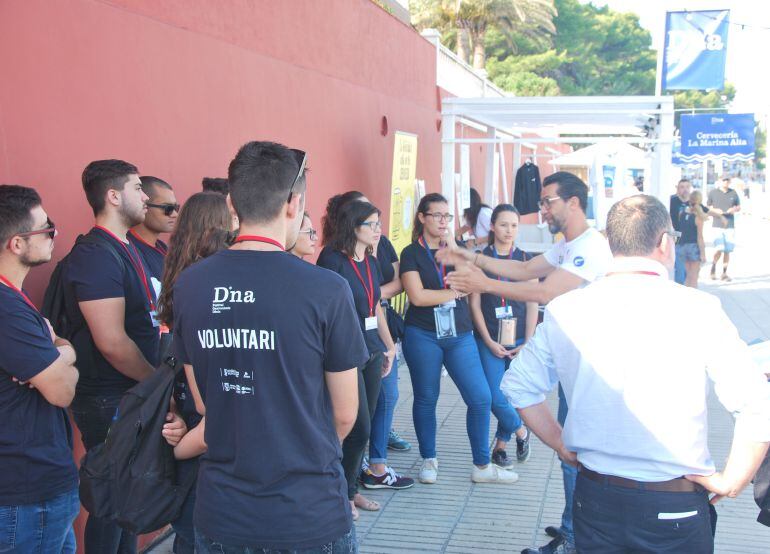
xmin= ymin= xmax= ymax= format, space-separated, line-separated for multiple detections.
xmin=365 ymin=316 xmax=378 ymax=331
xmin=440 ymin=300 xmax=456 ymax=309
xmin=434 ymin=305 xmax=457 ymax=339
xmin=497 ymin=316 xmax=517 ymax=348
xmin=495 ymin=306 xmax=513 ymax=319
xmin=149 ymin=309 xmax=161 ymax=328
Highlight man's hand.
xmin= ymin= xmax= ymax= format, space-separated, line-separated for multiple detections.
xmin=685 ymin=472 xmax=741 ymax=505
xmin=382 ymin=349 xmax=395 ymax=377
xmin=162 ymin=412 xmax=187 ymax=447
xmin=557 ymin=445 xmax=578 ymax=467
xmin=435 ymin=246 xmax=475 ymax=267
xmin=446 ymin=264 xmax=490 ymax=294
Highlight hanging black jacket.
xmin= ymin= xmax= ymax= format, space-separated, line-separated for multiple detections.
xmin=514 ymin=162 xmax=541 ymax=215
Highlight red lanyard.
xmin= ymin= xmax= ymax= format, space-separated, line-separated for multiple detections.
xmin=94 ymin=226 xmax=156 ymax=311
xmin=348 ymin=256 xmax=375 ymax=316
xmin=129 ymin=228 xmax=167 ymax=256
xmin=419 ymin=236 xmax=447 ymax=289
xmin=0 ymin=275 xmax=38 ymax=312
xmin=606 ymin=271 xmax=661 ymax=277
xmin=492 ymin=246 xmax=515 ymax=307
xmin=233 ymin=235 xmax=285 ymax=251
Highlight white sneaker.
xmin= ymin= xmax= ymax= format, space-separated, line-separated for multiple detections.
xmin=471 ymin=464 xmax=519 ymax=484
xmin=419 ymin=458 xmax=438 ymax=484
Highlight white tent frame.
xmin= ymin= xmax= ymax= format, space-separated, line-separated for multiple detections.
xmin=441 ymin=96 xmax=675 ymax=215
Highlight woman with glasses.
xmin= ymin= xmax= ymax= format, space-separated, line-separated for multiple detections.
xmin=400 ymin=193 xmax=518 ymax=485
xmin=157 ymin=192 xmax=233 ymax=554
xmin=468 ymin=204 xmax=536 ymax=469
xmin=288 ymin=212 xmax=317 ymax=260
xmin=317 ymin=200 xmax=398 ymax=519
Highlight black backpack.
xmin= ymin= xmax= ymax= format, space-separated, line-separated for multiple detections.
xmin=78 ymin=355 xmax=196 ymax=534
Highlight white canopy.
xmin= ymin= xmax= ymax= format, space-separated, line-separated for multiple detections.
xmin=549 ymin=141 xmax=649 ymax=169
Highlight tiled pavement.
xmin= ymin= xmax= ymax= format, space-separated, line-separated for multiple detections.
xmin=150 ymin=211 xmax=770 ymax=553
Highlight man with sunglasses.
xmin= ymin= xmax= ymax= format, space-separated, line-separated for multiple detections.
xmin=438 ymin=171 xmax=612 ymax=554
xmin=0 ymin=185 xmax=80 ymax=552
xmin=173 ymin=142 xmax=366 ymax=553
xmin=128 ymin=176 xmax=178 ymax=289
xmin=501 ymin=195 xmax=770 ymax=553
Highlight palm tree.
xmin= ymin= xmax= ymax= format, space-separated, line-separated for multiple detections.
xmin=411 ymin=0 xmax=557 ymax=69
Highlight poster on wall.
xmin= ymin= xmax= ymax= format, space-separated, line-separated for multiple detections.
xmin=662 ymin=10 xmax=729 ymax=91
xmin=388 ymin=131 xmax=418 ymax=255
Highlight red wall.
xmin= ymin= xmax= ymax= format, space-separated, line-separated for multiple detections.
xmin=0 ymin=1 xmax=443 ymax=551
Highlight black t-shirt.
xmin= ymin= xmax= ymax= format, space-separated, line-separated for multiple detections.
xmin=63 ymin=227 xmax=160 ymax=396
xmin=670 ymin=195 xmax=687 ymax=232
xmin=477 ymin=245 xmax=528 ymax=342
xmin=0 ymin=285 xmax=78 ymax=505
xmin=708 ymin=188 xmax=740 ymax=229
xmin=128 ymin=229 xmax=167 ymax=283
xmin=678 ymin=209 xmax=699 ymax=245
xmin=376 ymin=235 xmax=399 ymax=285
xmin=399 ymin=241 xmax=473 ymax=334
xmin=173 ymin=249 xmax=368 ymax=549
xmin=317 ymin=248 xmax=385 ymax=355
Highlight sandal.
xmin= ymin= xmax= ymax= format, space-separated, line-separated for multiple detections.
xmin=353 ymin=493 xmax=380 ymax=511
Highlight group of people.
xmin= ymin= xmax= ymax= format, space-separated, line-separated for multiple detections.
xmin=1 ymin=139 xmax=768 ymax=554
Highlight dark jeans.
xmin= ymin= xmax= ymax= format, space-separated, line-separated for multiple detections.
xmin=0 ymin=487 xmax=79 ymax=553
xmin=368 ymin=353 xmax=399 ymax=464
xmin=194 ymin=526 xmax=357 ymax=553
xmin=573 ymin=472 xmax=714 ymax=553
xmin=171 ymin=458 xmax=198 ymax=554
xmin=70 ymin=393 xmax=137 ymax=554
xmin=342 ymin=352 xmax=383 ymax=499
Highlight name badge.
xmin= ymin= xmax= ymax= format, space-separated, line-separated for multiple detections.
xmin=365 ymin=316 xmax=378 ymax=331
xmin=495 ymin=306 xmax=513 ymax=319
xmin=149 ymin=309 xmax=161 ymax=328
xmin=434 ymin=305 xmax=457 ymax=339
xmin=440 ymin=300 xmax=456 ymax=309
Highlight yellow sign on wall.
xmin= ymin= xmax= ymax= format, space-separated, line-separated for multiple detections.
xmin=388 ymin=131 xmax=418 ymax=257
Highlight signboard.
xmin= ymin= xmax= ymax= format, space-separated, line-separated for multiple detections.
xmin=680 ymin=113 xmax=755 ymax=163
xmin=388 ymin=132 xmax=418 ymax=255
xmin=663 ymin=10 xmax=729 ymax=91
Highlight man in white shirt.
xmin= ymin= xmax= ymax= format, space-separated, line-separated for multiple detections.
xmin=439 ymin=171 xmax=612 ymax=554
xmin=502 ymin=195 xmax=770 ymax=553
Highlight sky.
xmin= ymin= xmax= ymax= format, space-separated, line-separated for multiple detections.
xmin=589 ymin=0 xmax=770 ymax=116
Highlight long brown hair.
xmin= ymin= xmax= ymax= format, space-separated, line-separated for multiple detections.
xmin=328 ymin=201 xmax=380 ymax=257
xmin=158 ymin=192 xmax=231 ymax=327
xmin=412 ymin=192 xmax=447 ymax=243
xmin=321 ymin=190 xmax=364 ymax=245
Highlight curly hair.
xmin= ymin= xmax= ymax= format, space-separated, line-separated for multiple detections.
xmin=321 ymin=190 xmax=364 ymax=245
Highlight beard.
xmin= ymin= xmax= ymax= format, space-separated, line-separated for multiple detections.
xmin=119 ymin=201 xmax=146 ymax=227
xmin=21 ymin=250 xmax=51 ymax=268
xmin=547 ymin=218 xmax=563 ymax=235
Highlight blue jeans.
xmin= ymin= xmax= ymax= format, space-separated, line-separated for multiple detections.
xmin=402 ymin=326 xmax=491 ymax=466
xmin=70 ymin=393 xmax=137 ymax=554
xmin=194 ymin=526 xmax=357 ymax=553
xmin=171 ymin=457 xmax=198 ymax=554
xmin=674 ymin=246 xmax=686 ymax=284
xmin=475 ymin=338 xmax=523 ymax=442
xmin=0 ymin=487 xmax=79 ymax=553
xmin=574 ymin=473 xmax=713 ymax=553
xmin=558 ymin=384 xmax=576 ymax=546
xmin=369 ymin=353 xmax=399 ymax=464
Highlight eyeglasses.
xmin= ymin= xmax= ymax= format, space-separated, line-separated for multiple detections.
xmin=298 ymin=228 xmax=318 ymax=240
xmin=287 ymin=148 xmax=308 ymax=203
xmin=659 ymin=229 xmax=682 ymax=246
xmin=538 ymin=196 xmax=564 ymax=210
xmin=146 ymin=202 xmax=180 ymax=216
xmin=423 ymin=212 xmax=454 ymax=223
xmin=359 ymin=221 xmax=382 ymax=231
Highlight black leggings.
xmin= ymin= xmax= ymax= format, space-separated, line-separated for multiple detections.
xmin=341 ymin=351 xmax=384 ymax=500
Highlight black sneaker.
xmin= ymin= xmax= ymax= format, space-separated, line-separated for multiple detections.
xmin=361 ymin=466 xmax=415 ymax=490
xmin=491 ymin=448 xmax=514 ymax=468
xmin=544 ymin=526 xmax=563 ymax=539
xmin=521 ymin=535 xmax=576 ymax=554
xmin=516 ymin=427 xmax=531 ymax=463
xmin=387 ymin=430 xmax=411 ymax=451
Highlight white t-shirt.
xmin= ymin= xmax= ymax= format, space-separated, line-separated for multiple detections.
xmin=474 ymin=206 xmax=493 ymax=239
xmin=543 ymin=227 xmax=613 ymax=284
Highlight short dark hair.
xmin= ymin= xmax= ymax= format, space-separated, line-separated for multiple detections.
xmin=606 ymin=195 xmax=671 ymax=257
xmin=82 ymin=159 xmax=139 ymax=216
xmin=140 ymin=176 xmax=172 ymax=198
xmin=227 ymin=141 xmax=306 ymax=225
xmin=412 ymin=192 xmax=448 ymax=243
xmin=201 ymin=177 xmax=229 ymax=196
xmin=329 ymin=201 xmax=380 ymax=257
xmin=543 ymin=171 xmax=588 ymax=213
xmin=321 ymin=191 xmax=365 ymax=245
xmin=0 ymin=184 xmax=42 ymax=246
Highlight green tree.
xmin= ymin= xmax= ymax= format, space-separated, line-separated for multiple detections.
xmin=672 ymin=84 xmax=736 ymax=127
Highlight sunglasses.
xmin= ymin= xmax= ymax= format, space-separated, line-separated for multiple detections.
xmin=147 ymin=202 xmax=180 ymax=216
xmin=287 ymin=148 xmax=308 ymax=203
xmin=8 ymin=218 xmax=57 ymax=248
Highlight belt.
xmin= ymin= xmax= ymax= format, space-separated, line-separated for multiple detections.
xmin=578 ymin=464 xmax=705 ymax=493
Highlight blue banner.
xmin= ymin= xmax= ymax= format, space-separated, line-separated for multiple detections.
xmin=679 ymin=113 xmax=755 ymax=163
xmin=663 ymin=10 xmax=729 ymax=90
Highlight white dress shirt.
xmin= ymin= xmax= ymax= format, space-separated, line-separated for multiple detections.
xmin=502 ymin=256 xmax=770 ymax=481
